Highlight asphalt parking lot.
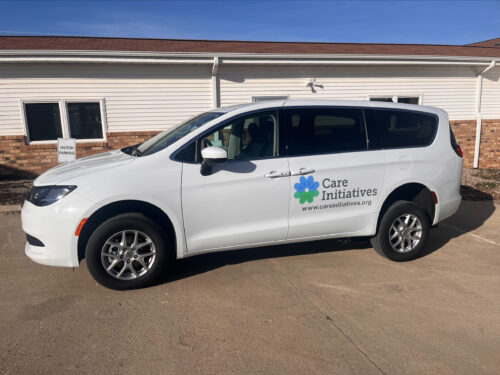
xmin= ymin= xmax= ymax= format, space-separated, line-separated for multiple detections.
xmin=1 ymin=200 xmax=499 ymax=375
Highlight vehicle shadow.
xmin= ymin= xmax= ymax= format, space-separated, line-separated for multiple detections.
xmin=419 ymin=194 xmax=496 ymax=258
xmin=155 ymin=195 xmax=496 ymax=286
xmin=158 ymin=238 xmax=372 ymax=285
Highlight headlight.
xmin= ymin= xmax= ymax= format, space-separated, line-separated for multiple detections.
xmin=26 ymin=185 xmax=77 ymax=207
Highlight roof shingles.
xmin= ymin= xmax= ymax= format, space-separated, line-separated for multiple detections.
xmin=0 ymin=36 xmax=500 ymax=57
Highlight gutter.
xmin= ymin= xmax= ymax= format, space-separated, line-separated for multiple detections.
xmin=0 ymin=49 xmax=499 ymax=65
xmin=212 ymin=56 xmax=219 ymax=108
xmin=0 ymin=56 xmax=494 ymax=67
xmin=220 ymin=60 xmax=489 ymax=66
xmin=474 ymin=60 xmax=496 ymax=168
xmin=0 ymin=56 xmax=215 ymax=64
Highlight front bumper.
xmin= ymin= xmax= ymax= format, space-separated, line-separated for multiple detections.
xmin=21 ymin=193 xmax=94 ymax=268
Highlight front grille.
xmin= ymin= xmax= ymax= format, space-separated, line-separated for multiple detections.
xmin=26 ymin=233 xmax=45 ymax=247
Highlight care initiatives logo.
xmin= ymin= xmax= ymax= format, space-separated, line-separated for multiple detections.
xmin=294 ymin=176 xmax=319 ymax=204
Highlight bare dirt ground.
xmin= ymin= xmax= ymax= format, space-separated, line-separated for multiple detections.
xmin=0 ymin=179 xmax=32 ymax=205
xmin=461 ymin=169 xmax=500 ymax=200
xmin=0 ymin=165 xmax=36 ymax=205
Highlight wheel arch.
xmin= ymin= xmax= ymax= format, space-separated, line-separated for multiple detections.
xmin=77 ymin=200 xmax=177 ymax=263
xmin=376 ymin=183 xmax=435 ymax=234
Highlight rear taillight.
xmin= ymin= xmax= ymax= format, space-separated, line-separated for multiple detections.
xmin=449 ymin=125 xmax=463 ymax=158
xmin=431 ymin=191 xmax=438 ymax=204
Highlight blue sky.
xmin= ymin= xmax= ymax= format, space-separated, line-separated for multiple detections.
xmin=0 ymin=0 xmax=498 ymax=45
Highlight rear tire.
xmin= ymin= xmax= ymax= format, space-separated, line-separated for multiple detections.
xmin=85 ymin=213 xmax=171 ymax=290
xmin=371 ymin=201 xmax=430 ymax=261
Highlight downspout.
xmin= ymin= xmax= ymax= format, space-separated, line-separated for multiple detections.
xmin=474 ymin=60 xmax=496 ymax=168
xmin=212 ymin=56 xmax=220 ymax=108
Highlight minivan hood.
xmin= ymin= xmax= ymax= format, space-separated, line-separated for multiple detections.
xmin=34 ymin=150 xmax=135 ymax=186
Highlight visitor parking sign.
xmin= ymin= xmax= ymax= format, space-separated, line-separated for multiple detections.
xmin=57 ymin=138 xmax=76 ymax=163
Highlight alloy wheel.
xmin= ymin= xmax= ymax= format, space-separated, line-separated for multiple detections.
xmin=388 ymin=214 xmax=423 ymax=253
xmin=101 ymin=230 xmax=156 ymax=280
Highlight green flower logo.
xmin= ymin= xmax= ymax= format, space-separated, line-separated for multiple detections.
xmin=294 ymin=176 xmax=320 ymax=204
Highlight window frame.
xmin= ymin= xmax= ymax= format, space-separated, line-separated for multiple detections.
xmin=20 ymin=98 xmax=108 ymax=144
xmin=172 ymin=108 xmax=285 ymax=164
xmin=363 ymin=107 xmax=439 ymax=151
xmin=21 ymin=100 xmax=63 ymax=144
xmin=281 ymin=106 xmax=369 ymax=159
xmin=367 ymin=95 xmax=423 ymax=105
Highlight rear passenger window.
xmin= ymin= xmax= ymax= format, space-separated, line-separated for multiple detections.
xmin=284 ymin=108 xmax=367 ymax=156
xmin=365 ymin=109 xmax=437 ymax=149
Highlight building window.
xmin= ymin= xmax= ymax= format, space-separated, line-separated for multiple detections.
xmin=370 ymin=97 xmax=394 ymax=103
xmin=23 ymin=100 xmax=106 ymax=143
xmin=252 ymin=96 xmax=289 ymax=102
xmin=67 ymin=102 xmax=103 ymax=139
xmin=369 ymin=95 xmax=422 ymax=105
xmin=24 ymin=103 xmax=63 ymax=142
xmin=397 ymin=97 xmax=420 ymax=104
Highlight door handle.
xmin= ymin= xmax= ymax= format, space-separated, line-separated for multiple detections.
xmin=264 ymin=170 xmax=291 ymax=178
xmin=290 ymin=168 xmax=315 ymax=176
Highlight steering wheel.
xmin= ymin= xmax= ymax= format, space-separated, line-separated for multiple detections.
xmin=203 ymin=139 xmax=213 ymax=148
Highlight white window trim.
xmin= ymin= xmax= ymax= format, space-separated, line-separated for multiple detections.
xmin=20 ymin=98 xmax=108 ymax=145
xmin=367 ymin=95 xmax=424 ymax=105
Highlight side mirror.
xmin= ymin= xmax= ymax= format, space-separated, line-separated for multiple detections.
xmin=200 ymin=146 xmax=228 ymax=176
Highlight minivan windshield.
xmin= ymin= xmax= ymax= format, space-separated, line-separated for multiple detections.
xmin=127 ymin=111 xmax=224 ymax=156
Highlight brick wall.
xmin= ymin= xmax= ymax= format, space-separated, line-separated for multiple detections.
xmin=0 ymin=120 xmax=498 ymax=176
xmin=450 ymin=119 xmax=499 ymax=169
xmin=479 ymin=120 xmax=499 ymax=169
xmin=0 ymin=131 xmax=160 ymax=175
xmin=450 ymin=120 xmax=476 ymax=169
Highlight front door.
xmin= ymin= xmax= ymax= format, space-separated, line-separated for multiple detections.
xmin=283 ymin=107 xmax=386 ymax=239
xmin=181 ymin=110 xmax=290 ymax=252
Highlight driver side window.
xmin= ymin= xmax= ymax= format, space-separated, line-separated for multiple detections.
xmin=199 ymin=111 xmax=278 ymax=160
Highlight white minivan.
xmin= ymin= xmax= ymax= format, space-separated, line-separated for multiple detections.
xmin=22 ymin=100 xmax=463 ymax=289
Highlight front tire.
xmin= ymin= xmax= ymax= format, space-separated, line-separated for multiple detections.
xmin=85 ymin=213 xmax=171 ymax=290
xmin=371 ymin=201 xmax=430 ymax=261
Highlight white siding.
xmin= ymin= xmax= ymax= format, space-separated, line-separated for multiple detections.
xmin=481 ymin=67 xmax=500 ymax=119
xmin=219 ymin=65 xmax=482 ymax=120
xmin=0 ymin=63 xmax=212 ymax=135
xmin=1 ymin=62 xmax=499 ymax=138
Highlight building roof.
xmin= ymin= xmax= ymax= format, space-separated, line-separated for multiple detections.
xmin=1 ymin=36 xmax=500 ymax=58
xmin=466 ymin=37 xmax=500 ymax=48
